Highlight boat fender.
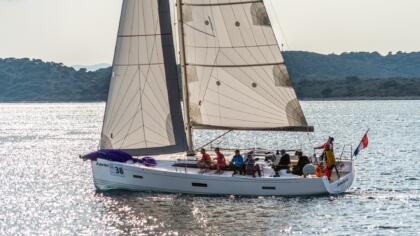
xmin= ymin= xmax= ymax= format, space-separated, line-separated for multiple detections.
xmin=303 ymin=164 xmax=316 ymax=177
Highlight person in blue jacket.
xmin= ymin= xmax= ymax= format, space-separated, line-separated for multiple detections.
xmin=230 ymin=150 xmax=245 ymax=176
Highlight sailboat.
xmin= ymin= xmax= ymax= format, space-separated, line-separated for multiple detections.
xmin=83 ymin=0 xmax=355 ymax=196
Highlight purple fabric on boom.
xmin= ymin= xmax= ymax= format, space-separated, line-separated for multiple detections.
xmin=83 ymin=149 xmax=133 ymax=163
xmin=140 ymin=156 xmax=157 ymax=167
xmin=82 ymin=151 xmax=101 ymax=160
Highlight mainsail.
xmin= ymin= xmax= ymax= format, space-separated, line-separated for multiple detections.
xmin=180 ymin=0 xmax=313 ymax=131
xmin=101 ymin=0 xmax=187 ymax=155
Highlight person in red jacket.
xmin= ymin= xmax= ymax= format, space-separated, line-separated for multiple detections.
xmin=197 ymin=148 xmax=212 ymax=172
xmin=214 ymin=147 xmax=226 ymax=174
xmin=314 ymin=137 xmax=334 ymax=162
xmin=315 ymin=137 xmax=334 ymax=151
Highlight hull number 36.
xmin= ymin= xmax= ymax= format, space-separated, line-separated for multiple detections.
xmin=110 ymin=164 xmax=125 ymax=177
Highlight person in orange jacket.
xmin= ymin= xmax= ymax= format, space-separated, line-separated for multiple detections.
xmin=315 ymin=162 xmax=325 ymax=177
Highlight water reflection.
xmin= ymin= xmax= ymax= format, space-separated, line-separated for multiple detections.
xmin=1 ymin=102 xmax=419 ymax=235
xmin=96 ymin=192 xmax=209 ymax=235
xmin=96 ymin=191 xmax=343 ymax=235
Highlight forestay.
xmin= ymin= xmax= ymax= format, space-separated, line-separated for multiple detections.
xmin=101 ymin=0 xmax=187 ymax=155
xmin=181 ymin=0 xmax=313 ymax=131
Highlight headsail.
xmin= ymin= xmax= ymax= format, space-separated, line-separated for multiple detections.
xmin=181 ymin=0 xmax=313 ymax=132
xmin=101 ymin=0 xmax=187 ymax=155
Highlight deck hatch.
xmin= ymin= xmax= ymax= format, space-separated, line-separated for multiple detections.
xmin=192 ymin=183 xmax=208 ymax=187
xmin=262 ymin=186 xmax=276 ymax=190
xmin=133 ymin=175 xmax=144 ymax=179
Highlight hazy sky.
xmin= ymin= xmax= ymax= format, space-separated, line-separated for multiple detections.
xmin=1 ymin=0 xmax=420 ymax=65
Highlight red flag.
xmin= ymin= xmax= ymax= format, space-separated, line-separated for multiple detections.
xmin=361 ymin=134 xmax=368 ymax=148
xmin=354 ymin=131 xmax=369 ymax=156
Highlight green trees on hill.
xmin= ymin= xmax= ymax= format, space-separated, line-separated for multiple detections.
xmin=0 ymin=58 xmax=111 ymax=101
xmin=284 ymin=51 xmax=420 ymax=81
xmin=295 ymin=77 xmax=420 ymax=99
xmin=0 ymin=52 xmax=419 ymax=101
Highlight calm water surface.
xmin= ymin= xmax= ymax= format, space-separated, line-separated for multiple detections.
xmin=0 ymin=101 xmax=419 ymax=235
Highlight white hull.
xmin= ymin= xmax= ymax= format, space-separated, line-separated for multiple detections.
xmin=91 ymin=158 xmax=354 ymax=196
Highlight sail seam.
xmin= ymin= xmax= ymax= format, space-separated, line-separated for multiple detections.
xmin=114 ymin=63 xmax=164 ymax=66
xmin=204 ymin=98 xmax=284 ymax=121
xmin=191 ymin=123 xmax=314 ymax=132
xmin=118 ymin=33 xmax=172 ymax=37
xmin=183 ymin=1 xmax=262 ymax=7
xmin=205 ymin=80 xmax=284 ymax=114
xmin=187 ymin=62 xmax=284 ymax=68
xmin=101 ymin=0 xmax=129 ymax=138
xmin=105 ymin=0 xmax=136 ymax=132
xmin=227 ymin=3 xmax=292 ymax=109
xmin=184 ymin=23 xmax=216 ymax=37
xmin=185 ymin=44 xmax=278 ymax=49
xmin=218 ymin=63 xmax=289 ymax=110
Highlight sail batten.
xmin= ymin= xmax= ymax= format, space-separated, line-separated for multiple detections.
xmin=118 ymin=33 xmax=173 ymax=37
xmin=192 ymin=123 xmax=314 ymax=132
xmin=183 ymin=0 xmax=263 ymax=6
xmin=101 ymin=0 xmax=187 ymax=156
xmin=187 ymin=62 xmax=284 ymax=67
xmin=181 ymin=0 xmax=311 ymax=131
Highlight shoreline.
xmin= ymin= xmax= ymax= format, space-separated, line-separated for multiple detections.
xmin=0 ymin=96 xmax=419 ymax=103
xmin=300 ymin=96 xmax=420 ymax=101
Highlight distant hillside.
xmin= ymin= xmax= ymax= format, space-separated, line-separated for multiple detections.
xmin=284 ymin=51 xmax=420 ymax=81
xmin=0 ymin=58 xmax=111 ymax=101
xmin=0 ymin=52 xmax=419 ymax=101
xmin=71 ymin=63 xmax=111 ymax=72
xmin=295 ymin=77 xmax=420 ymax=99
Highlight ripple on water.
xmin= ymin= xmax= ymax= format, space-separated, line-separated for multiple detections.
xmin=0 ymin=101 xmax=419 ymax=235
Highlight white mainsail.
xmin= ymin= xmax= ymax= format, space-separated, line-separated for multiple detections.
xmin=180 ymin=0 xmax=312 ymax=131
xmin=101 ymin=0 xmax=187 ymax=155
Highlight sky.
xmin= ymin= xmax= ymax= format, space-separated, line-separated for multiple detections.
xmin=1 ymin=0 xmax=420 ymax=65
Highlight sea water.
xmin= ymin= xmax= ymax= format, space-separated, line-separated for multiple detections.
xmin=0 ymin=101 xmax=419 ymax=235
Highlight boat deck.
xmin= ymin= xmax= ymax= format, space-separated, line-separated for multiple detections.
xmin=123 ymin=150 xmax=352 ymax=181
xmin=155 ymin=159 xmax=298 ymax=179
xmin=126 ymin=159 xmax=350 ymax=182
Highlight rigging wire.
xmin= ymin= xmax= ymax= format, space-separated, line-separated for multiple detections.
xmin=267 ymin=0 xmax=290 ymax=51
xmin=267 ymin=0 xmax=322 ymax=152
xmin=196 ymin=130 xmax=233 ymax=151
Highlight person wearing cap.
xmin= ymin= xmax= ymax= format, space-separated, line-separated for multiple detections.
xmin=292 ymin=150 xmax=310 ymax=176
xmin=273 ymin=149 xmax=291 ymax=177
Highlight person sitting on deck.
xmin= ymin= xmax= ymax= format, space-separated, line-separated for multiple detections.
xmin=265 ymin=150 xmax=277 ymax=162
xmin=230 ymin=149 xmax=245 ymax=176
xmin=214 ymin=147 xmax=226 ymax=174
xmin=244 ymin=154 xmax=262 ymax=178
xmin=273 ymin=149 xmax=291 ymax=177
xmin=292 ymin=150 xmax=310 ymax=176
xmin=197 ymin=148 xmax=212 ymax=172
xmin=273 ymin=150 xmax=281 ymax=162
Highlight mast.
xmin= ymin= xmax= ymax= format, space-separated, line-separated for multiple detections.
xmin=176 ymin=0 xmax=194 ymax=154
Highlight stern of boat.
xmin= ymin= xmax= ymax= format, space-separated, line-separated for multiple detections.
xmin=322 ymin=157 xmax=355 ymax=194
